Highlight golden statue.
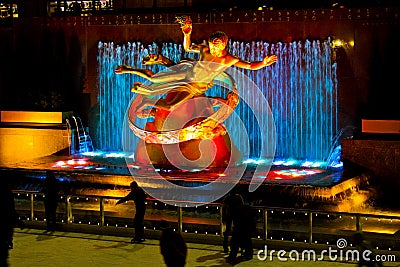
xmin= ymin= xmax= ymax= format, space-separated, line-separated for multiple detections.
xmin=116 ymin=16 xmax=277 ymax=168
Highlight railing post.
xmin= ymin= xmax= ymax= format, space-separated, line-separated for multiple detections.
xmin=65 ymin=195 xmax=72 ymax=224
xmin=308 ymin=212 xmax=313 ymax=244
xmin=264 ymin=209 xmax=268 ymax=241
xmin=356 ymin=215 xmax=362 ymax=232
xmin=30 ymin=193 xmax=34 ymax=221
xmin=99 ymin=197 xmax=104 ymax=227
xmin=178 ymin=206 xmax=183 ymax=233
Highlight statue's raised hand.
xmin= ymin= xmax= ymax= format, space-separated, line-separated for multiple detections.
xmin=176 ymin=15 xmax=192 ymax=35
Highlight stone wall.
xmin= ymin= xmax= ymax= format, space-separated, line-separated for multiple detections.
xmin=342 ymin=138 xmax=400 ymax=188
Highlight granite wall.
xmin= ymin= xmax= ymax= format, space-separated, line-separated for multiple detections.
xmin=342 ymin=138 xmax=400 ymax=199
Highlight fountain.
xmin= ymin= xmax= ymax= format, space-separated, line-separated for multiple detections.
xmin=0 ymin=35 xmax=367 ymax=211
xmin=87 ymin=36 xmax=360 ymax=208
xmin=97 ymin=38 xmax=338 ymax=162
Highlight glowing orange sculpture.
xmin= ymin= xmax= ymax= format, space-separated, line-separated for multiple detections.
xmin=116 ymin=16 xmax=277 ymax=167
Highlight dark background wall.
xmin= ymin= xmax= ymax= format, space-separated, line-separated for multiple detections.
xmin=0 ymin=7 xmax=399 ymax=129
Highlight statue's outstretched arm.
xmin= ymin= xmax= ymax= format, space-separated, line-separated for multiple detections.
xmin=234 ymin=54 xmax=278 ymax=70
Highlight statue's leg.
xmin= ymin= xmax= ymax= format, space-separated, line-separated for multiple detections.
xmin=131 ymin=80 xmax=194 ymax=96
xmin=127 ymin=68 xmax=155 ymax=81
xmin=131 ymin=82 xmax=157 ymax=95
xmin=150 ymin=69 xmax=187 ymax=83
xmin=126 ymin=68 xmax=186 ymax=85
xmin=131 ymin=82 xmax=176 ymax=96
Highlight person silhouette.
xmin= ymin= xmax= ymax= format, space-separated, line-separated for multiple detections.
xmin=0 ymin=178 xmax=20 ymax=266
xmin=222 ymin=190 xmax=245 ymax=253
xmin=159 ymin=220 xmax=187 ymax=267
xmin=226 ymin=199 xmax=255 ymax=265
xmin=43 ymin=170 xmax=61 ymax=232
xmin=116 ymin=181 xmax=147 ymax=243
xmin=354 ymin=232 xmax=383 ymax=267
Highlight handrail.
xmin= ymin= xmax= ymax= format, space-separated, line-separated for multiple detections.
xmin=14 ymin=190 xmax=400 ymax=221
xmin=12 ymin=189 xmax=400 ymax=251
xmin=250 ymin=205 xmax=400 ymax=221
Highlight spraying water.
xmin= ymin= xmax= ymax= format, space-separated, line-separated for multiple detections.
xmin=97 ymin=38 xmax=337 ymax=162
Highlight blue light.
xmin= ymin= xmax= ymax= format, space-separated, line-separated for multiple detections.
xmin=97 ymin=39 xmax=338 ymax=162
xmin=81 ymin=151 xmax=104 ymax=157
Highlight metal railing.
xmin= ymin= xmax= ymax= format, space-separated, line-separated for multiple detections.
xmin=12 ymin=190 xmax=400 ymax=252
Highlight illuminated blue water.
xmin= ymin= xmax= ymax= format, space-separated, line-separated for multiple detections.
xmin=97 ymin=39 xmax=337 ymax=162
